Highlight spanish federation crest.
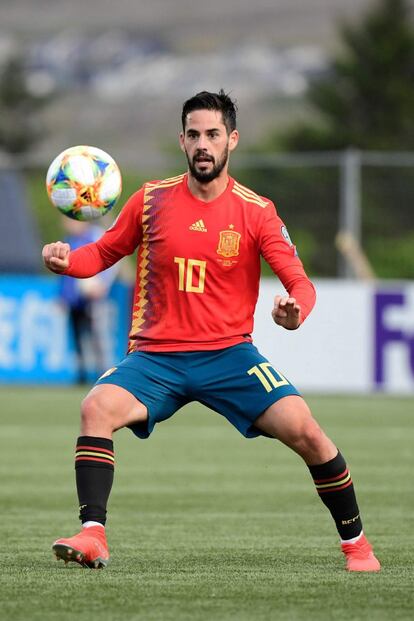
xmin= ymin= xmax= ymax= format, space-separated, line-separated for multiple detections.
xmin=216 ymin=229 xmax=241 ymax=258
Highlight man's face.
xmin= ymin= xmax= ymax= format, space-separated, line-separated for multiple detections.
xmin=180 ymin=109 xmax=239 ymax=183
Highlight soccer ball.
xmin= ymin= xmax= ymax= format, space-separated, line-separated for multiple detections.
xmin=46 ymin=145 xmax=122 ymax=221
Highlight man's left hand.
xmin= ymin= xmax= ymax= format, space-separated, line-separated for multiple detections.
xmin=271 ymin=295 xmax=302 ymax=330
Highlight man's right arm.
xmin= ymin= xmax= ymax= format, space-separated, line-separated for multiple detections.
xmin=42 ymin=188 xmax=144 ymax=278
xmin=42 ymin=240 xmax=112 ymax=277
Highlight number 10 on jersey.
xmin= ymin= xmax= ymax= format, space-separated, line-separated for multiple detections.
xmin=174 ymin=257 xmax=207 ymax=293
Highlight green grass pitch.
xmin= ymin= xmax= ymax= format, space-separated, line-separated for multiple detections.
xmin=0 ymin=387 xmax=413 ymax=621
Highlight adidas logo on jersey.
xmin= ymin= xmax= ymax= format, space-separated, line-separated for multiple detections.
xmin=189 ymin=219 xmax=207 ymax=232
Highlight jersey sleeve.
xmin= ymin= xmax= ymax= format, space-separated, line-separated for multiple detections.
xmin=258 ymin=202 xmax=316 ymax=322
xmin=64 ymin=188 xmax=144 ymax=278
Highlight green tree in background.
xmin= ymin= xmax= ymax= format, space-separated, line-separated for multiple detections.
xmin=282 ymin=0 xmax=414 ymax=150
xmin=0 ymin=55 xmax=46 ymax=153
xmin=241 ymin=0 xmax=414 ymax=278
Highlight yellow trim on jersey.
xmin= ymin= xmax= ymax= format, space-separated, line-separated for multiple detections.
xmin=233 ymin=180 xmax=268 ymax=201
xmin=130 ymin=186 xmax=153 ymax=337
xmin=150 ymin=174 xmax=185 ymax=190
xmin=232 ymin=181 xmax=269 ymax=208
xmin=129 ymin=176 xmax=185 ymax=343
xmin=232 ymin=188 xmax=268 ymax=207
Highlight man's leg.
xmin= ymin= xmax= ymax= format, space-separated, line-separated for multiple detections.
xmin=254 ymin=395 xmax=380 ymax=572
xmin=53 ymin=384 xmax=148 ymax=568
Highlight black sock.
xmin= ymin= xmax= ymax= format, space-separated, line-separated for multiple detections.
xmin=75 ymin=436 xmax=114 ymax=526
xmin=308 ymin=451 xmax=362 ymax=540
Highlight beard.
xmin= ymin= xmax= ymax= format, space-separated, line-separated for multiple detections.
xmin=186 ymin=144 xmax=229 ymax=184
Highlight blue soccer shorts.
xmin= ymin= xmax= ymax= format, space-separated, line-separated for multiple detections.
xmin=95 ymin=342 xmax=300 ymax=439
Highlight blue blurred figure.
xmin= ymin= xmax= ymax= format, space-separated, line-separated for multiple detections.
xmin=59 ymin=218 xmax=118 ymax=384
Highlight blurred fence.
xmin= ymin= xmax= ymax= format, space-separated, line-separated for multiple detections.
xmin=233 ymin=150 xmax=414 ymax=280
xmin=0 ymin=149 xmax=414 ymax=279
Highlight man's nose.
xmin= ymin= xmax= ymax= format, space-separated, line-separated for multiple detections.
xmin=196 ymin=135 xmax=208 ymax=149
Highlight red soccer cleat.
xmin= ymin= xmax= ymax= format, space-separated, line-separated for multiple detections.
xmin=52 ymin=525 xmax=109 ymax=569
xmin=341 ymin=533 xmax=381 ymax=572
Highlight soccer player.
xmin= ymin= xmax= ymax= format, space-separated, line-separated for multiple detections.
xmin=42 ymin=90 xmax=380 ymax=572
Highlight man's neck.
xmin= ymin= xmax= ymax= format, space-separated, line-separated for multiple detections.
xmin=187 ymin=172 xmax=230 ymax=203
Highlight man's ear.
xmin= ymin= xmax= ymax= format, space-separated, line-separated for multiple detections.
xmin=228 ymin=129 xmax=239 ymax=152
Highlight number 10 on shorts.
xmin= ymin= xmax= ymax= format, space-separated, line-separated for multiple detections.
xmin=247 ymin=363 xmax=289 ymax=392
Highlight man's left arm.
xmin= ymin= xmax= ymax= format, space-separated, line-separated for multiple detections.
xmin=259 ymin=204 xmax=316 ymax=330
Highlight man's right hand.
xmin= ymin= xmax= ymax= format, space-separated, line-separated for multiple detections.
xmin=42 ymin=241 xmax=71 ymax=273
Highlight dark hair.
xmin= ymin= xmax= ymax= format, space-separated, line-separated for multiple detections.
xmin=181 ymin=89 xmax=237 ymax=134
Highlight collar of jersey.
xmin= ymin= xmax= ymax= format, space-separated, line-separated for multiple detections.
xmin=183 ymin=173 xmax=235 ymax=208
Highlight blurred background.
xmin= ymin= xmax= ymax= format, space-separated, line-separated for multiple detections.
xmin=0 ymin=0 xmax=413 ymax=392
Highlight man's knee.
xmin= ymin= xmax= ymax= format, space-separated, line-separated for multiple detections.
xmin=293 ymin=419 xmax=327 ymax=453
xmin=81 ymin=391 xmax=113 ymax=429
xmin=284 ymin=416 xmax=337 ymax=464
xmin=81 ymin=390 xmax=116 ymax=429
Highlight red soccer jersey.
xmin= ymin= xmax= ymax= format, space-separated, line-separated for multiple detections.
xmin=64 ymin=173 xmax=316 ymax=352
